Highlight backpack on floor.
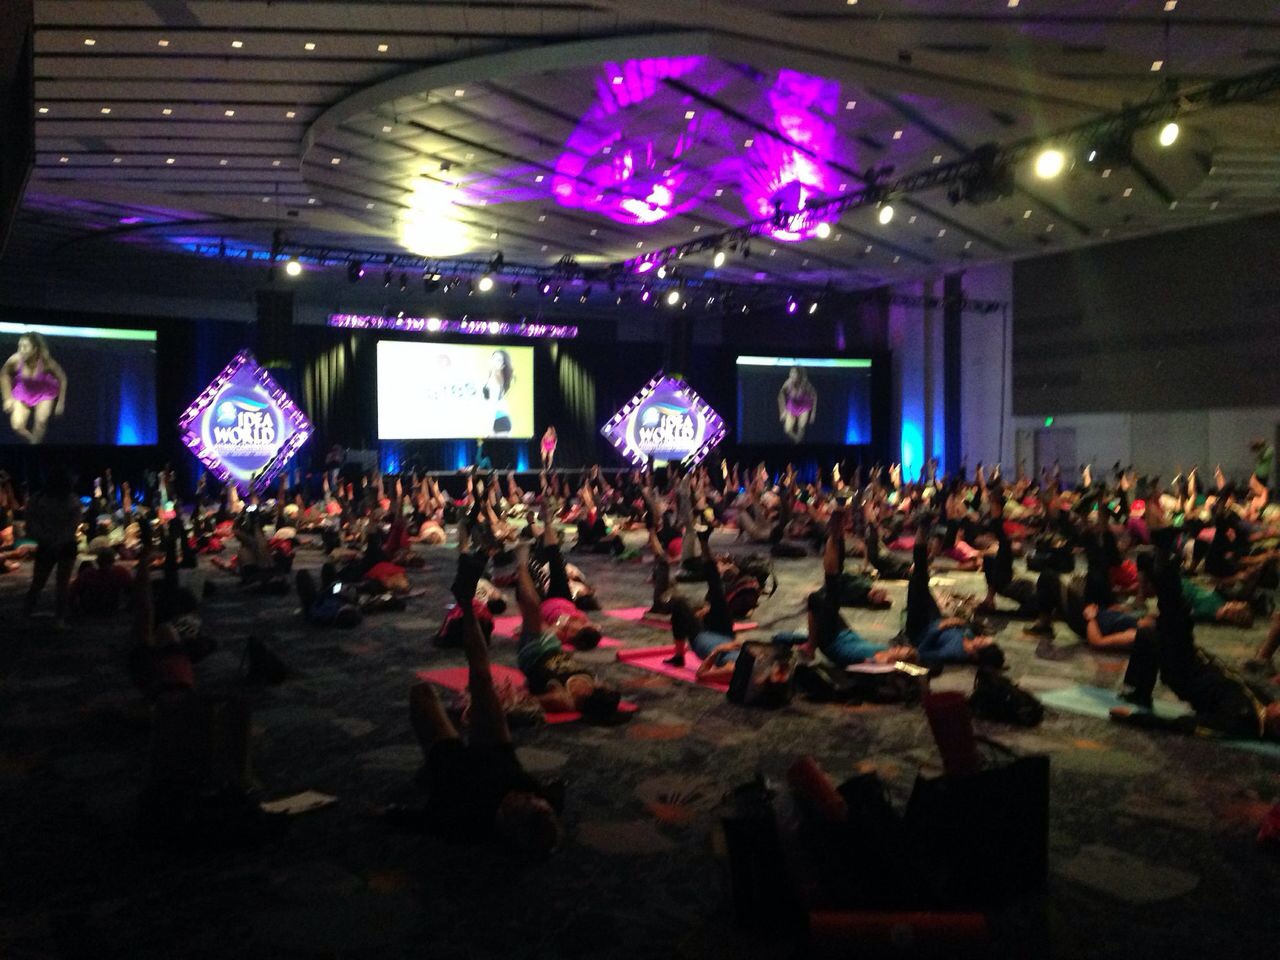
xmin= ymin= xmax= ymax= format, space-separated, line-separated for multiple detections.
xmin=968 ymin=668 xmax=1044 ymax=727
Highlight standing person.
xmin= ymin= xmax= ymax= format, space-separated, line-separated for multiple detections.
xmin=324 ymin=444 xmax=345 ymax=490
xmin=777 ymin=366 xmax=817 ymax=444
xmin=23 ymin=469 xmax=83 ymax=629
xmin=1252 ymin=438 xmax=1274 ymax=492
xmin=1 ymin=332 xmax=67 ymax=444
xmin=540 ymin=426 xmax=558 ymax=472
xmin=483 ymin=349 xmax=515 ymax=437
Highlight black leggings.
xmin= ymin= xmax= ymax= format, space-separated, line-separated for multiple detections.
xmin=543 ymin=544 xmax=573 ymax=603
xmin=1035 ymin=572 xmax=1088 ymax=637
xmin=670 ymin=552 xmax=734 ymax=640
xmin=905 ymin=539 xmax=941 ymax=645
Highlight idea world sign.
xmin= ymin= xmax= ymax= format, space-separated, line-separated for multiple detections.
xmin=179 ymin=351 xmax=313 ymax=494
xmin=600 ymin=373 xmax=726 ymax=466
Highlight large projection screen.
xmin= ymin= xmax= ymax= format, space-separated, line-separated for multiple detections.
xmin=376 ymin=341 xmax=535 ymax=440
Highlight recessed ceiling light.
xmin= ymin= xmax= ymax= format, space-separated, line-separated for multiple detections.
xmin=714 ymin=188 xmax=723 ymax=197
xmin=454 ymin=89 xmax=465 ymax=97
xmin=1008 ymin=0 xmax=1020 ymax=7
xmin=937 ymin=228 xmax=946 ymax=237
xmin=1164 ymin=0 xmax=1177 ymax=10
xmin=381 ymin=125 xmax=392 ymax=133
xmin=330 ymin=157 xmax=341 ymax=165
xmin=112 ymin=157 xmax=121 ymax=163
xmin=537 ymin=215 xmax=546 ymax=222
xmin=1151 ymin=60 xmax=1164 ymax=71
xmin=1123 ymin=187 xmax=1133 ymax=197
xmin=1101 ymin=168 xmax=1112 ymax=178
xmin=38 ymin=106 xmax=48 ymax=114
xmin=964 ymin=240 xmax=973 ymax=249
xmin=165 ymin=157 xmax=175 ymax=164
xmin=58 ymin=156 xmax=68 ymax=163
xmin=932 ymin=154 xmax=942 ymax=164
xmin=845 ymin=100 xmax=857 ymax=110
xmin=636 ymin=241 xmax=644 ymax=248
xmin=743 ymin=138 xmax=754 ymax=147
xmin=602 ymin=145 xmax=611 ymax=154
xmin=157 ymin=39 xmax=169 ymax=47
xmin=162 ymin=107 xmax=172 ymax=115
xmin=262 ymin=197 xmax=270 ymax=202
xmin=892 ymin=129 xmax=903 ymax=139
xmin=377 ymin=43 xmax=389 ymax=53
xmin=272 ymin=159 xmax=281 ymax=166
xmin=219 ymin=158 xmax=228 ymax=165
xmin=285 ymin=111 xmax=296 ymax=118
xmin=908 ymin=215 xmax=917 ymax=223
xmin=1046 ymin=223 xmax=1055 ymax=232
xmin=589 ymin=228 xmax=598 ymax=236
xmin=893 ymin=255 xmax=901 ymax=263
xmin=865 ymin=245 xmax=873 ymax=253
xmin=684 ymin=110 xmax=696 ymax=119
xmin=541 ymin=245 xmax=549 ymax=251
xmin=224 ymin=109 xmax=235 ymax=117
xmin=1023 ymin=209 xmax=1032 ymax=218
xmin=847 ymin=0 xmax=858 ymax=5
xmin=366 ymin=202 xmax=375 ymax=209
xmin=534 ymin=174 xmax=544 ymax=182
xmin=307 ymin=197 xmax=316 ymax=204
xmin=692 ymin=225 xmax=702 ymax=232
xmin=100 ymin=107 xmax=111 ymax=114
xmin=304 ymin=42 xmax=316 ymax=51
xmin=83 ymin=38 xmax=96 ymax=46
xmin=1209 ymin=200 xmax=1219 ymax=210
xmin=611 ymin=75 xmax=623 ymax=85
xmin=231 ymin=40 xmax=243 ymax=49
xmin=465 ymin=152 xmax=474 ymax=160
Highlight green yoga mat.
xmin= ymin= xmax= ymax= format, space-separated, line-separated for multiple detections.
xmin=1038 ymin=685 xmax=1280 ymax=760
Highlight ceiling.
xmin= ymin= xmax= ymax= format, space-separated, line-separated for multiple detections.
xmin=4 ymin=0 xmax=1280 ymax=303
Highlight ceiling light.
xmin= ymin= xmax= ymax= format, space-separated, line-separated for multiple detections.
xmin=937 ymin=228 xmax=946 ymax=237
xmin=1164 ymin=0 xmax=1177 ymax=9
xmin=272 ymin=160 xmax=281 ymax=166
xmin=808 ymin=301 xmax=819 ymax=315
xmin=112 ymin=157 xmax=121 ymax=164
xmin=878 ymin=204 xmax=895 ymax=225
xmin=348 ymin=263 xmax=366 ymax=283
xmin=58 ymin=156 xmax=68 ymax=163
xmin=786 ymin=297 xmax=798 ymax=315
xmin=611 ymin=75 xmax=623 ymax=85
xmin=932 ymin=155 xmax=942 ymax=164
xmin=157 ymin=39 xmax=169 ymax=47
xmin=892 ymin=130 xmax=903 ymax=140
xmin=231 ymin=40 xmax=243 ymax=49
xmin=162 ymin=108 xmax=172 ymax=115
xmin=307 ymin=197 xmax=316 ymax=204
xmin=38 ymin=106 xmax=48 ymax=114
xmin=224 ymin=109 xmax=235 ymax=117
xmin=366 ymin=202 xmax=375 ymax=209
xmin=1123 ymin=187 xmax=1133 ymax=197
xmin=1151 ymin=60 xmax=1164 ymax=71
xmin=477 ymin=275 xmax=494 ymax=293
xmin=219 ymin=159 xmax=228 ymax=166
xmin=454 ymin=89 xmax=465 ymax=97
xmin=100 ymin=107 xmax=111 ymax=114
xmin=534 ymin=174 xmax=544 ymax=182
xmin=1008 ymin=0 xmax=1019 ymax=6
xmin=684 ymin=110 xmax=695 ymax=120
xmin=165 ymin=157 xmax=175 ymax=164
xmin=285 ymin=111 xmax=296 ymax=119
xmin=1158 ymin=121 xmax=1180 ymax=147
xmin=908 ymin=215 xmax=917 ymax=224
xmin=1023 ymin=209 xmax=1032 ymax=218
xmin=330 ymin=157 xmax=341 ymax=165
xmin=964 ymin=240 xmax=973 ymax=249
xmin=304 ymin=42 xmax=316 ymax=51
xmin=1034 ymin=147 xmax=1066 ymax=178
xmin=845 ymin=100 xmax=856 ymax=110
xmin=815 ymin=222 xmax=832 ymax=239
xmin=744 ymin=138 xmax=754 ymax=147
xmin=284 ymin=259 xmax=302 ymax=277
xmin=83 ymin=38 xmax=96 ymax=46
xmin=713 ymin=249 xmax=726 ymax=268
xmin=665 ymin=289 xmax=681 ymax=306
xmin=377 ymin=43 xmax=389 ymax=53
xmin=656 ymin=264 xmax=668 ymax=279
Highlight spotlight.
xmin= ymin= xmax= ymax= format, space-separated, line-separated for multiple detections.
xmin=877 ymin=204 xmax=895 ymax=225
xmin=538 ymin=278 xmax=553 ymax=296
xmin=579 ymin=286 xmax=592 ymax=303
xmin=712 ymin=249 xmax=726 ymax=268
xmin=656 ymin=263 xmax=669 ymax=279
xmin=423 ymin=274 xmax=440 ymax=294
xmin=786 ymin=296 xmax=798 ymax=315
xmin=814 ymin=222 xmax=832 ymax=239
xmin=347 ymin=262 xmax=365 ymax=283
xmin=665 ymin=289 xmax=681 ymax=306
xmin=284 ymin=258 xmax=302 ymax=277
xmin=477 ymin=275 xmax=494 ymax=293
xmin=1034 ymin=147 xmax=1066 ymax=179
xmin=1158 ymin=121 xmax=1179 ymax=147
xmin=808 ymin=300 xmax=818 ymax=315
xmin=640 ymin=286 xmax=652 ymax=303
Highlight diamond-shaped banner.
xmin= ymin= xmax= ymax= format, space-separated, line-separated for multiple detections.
xmin=178 ymin=350 xmax=313 ymax=494
xmin=600 ymin=372 xmax=726 ymax=467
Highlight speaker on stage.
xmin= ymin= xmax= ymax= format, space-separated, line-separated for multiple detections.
xmin=255 ymin=288 xmax=294 ymax=369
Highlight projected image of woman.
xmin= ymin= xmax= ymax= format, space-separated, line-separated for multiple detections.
xmin=777 ymin=366 xmax=817 ymax=443
xmin=1 ymin=332 xmax=67 ymax=444
xmin=483 ymin=349 xmax=515 ymax=436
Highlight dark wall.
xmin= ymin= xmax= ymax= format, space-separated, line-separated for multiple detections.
xmin=1012 ymin=211 xmax=1280 ymax=415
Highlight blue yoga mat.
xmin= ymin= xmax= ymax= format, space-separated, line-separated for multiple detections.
xmin=1038 ymin=685 xmax=1280 ymax=760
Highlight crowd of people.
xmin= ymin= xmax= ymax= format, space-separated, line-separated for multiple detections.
xmin=2 ymin=438 xmax=1279 ymax=854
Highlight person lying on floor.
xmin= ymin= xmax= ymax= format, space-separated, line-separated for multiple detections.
xmin=388 ymin=561 xmax=563 ymax=856
xmin=786 ymin=509 xmax=915 ymax=668
xmin=1117 ymin=547 xmax=1280 ymax=740
xmin=903 ymin=523 xmax=1006 ymax=670
xmin=662 ymin=526 xmax=752 ymax=683
xmin=512 ymin=517 xmax=618 ymax=719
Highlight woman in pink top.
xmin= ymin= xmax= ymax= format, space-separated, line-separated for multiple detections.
xmin=540 ymin=425 xmax=558 ymax=471
xmin=1 ymin=332 xmax=67 ymax=444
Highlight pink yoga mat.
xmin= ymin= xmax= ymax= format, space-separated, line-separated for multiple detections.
xmin=603 ymin=607 xmax=757 ymax=632
xmin=488 ymin=614 xmax=621 ymax=649
xmin=614 ymin=644 xmax=731 ymax=692
xmin=416 ymin=665 xmax=637 ymax=725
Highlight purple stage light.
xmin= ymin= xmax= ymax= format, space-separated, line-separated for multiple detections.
xmin=178 ymin=350 xmax=313 ymax=495
xmin=327 ymin=314 xmax=578 ymax=339
xmin=600 ymin=372 xmax=726 ymax=467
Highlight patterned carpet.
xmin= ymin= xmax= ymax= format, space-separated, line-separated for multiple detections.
xmin=1 ymin=531 xmax=1277 ymax=960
